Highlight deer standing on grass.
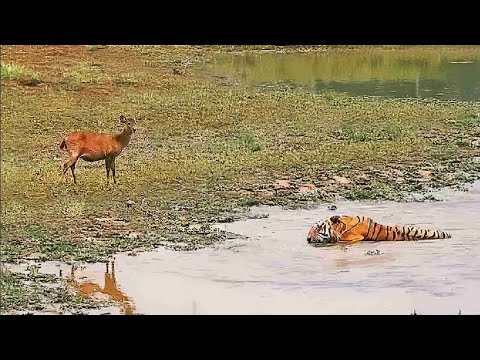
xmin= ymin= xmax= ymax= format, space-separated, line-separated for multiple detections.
xmin=59 ymin=115 xmax=137 ymax=184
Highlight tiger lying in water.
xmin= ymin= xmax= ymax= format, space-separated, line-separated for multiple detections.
xmin=307 ymin=215 xmax=452 ymax=244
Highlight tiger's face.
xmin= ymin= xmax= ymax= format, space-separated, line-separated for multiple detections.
xmin=307 ymin=219 xmax=334 ymax=244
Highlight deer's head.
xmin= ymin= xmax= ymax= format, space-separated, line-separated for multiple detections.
xmin=119 ymin=115 xmax=137 ymax=133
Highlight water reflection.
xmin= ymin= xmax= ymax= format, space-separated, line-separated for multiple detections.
xmin=206 ymin=49 xmax=480 ymax=101
xmin=67 ymin=261 xmax=135 ymax=315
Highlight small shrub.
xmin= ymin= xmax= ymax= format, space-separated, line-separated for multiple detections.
xmin=337 ymin=124 xmax=374 ymax=142
xmin=346 ymin=183 xmax=396 ymax=200
xmin=1 ymin=62 xmax=42 ymax=85
xmin=381 ymin=122 xmax=413 ymax=140
xmin=457 ymin=113 xmax=480 ymax=128
xmin=238 ymin=130 xmax=264 ymax=152
xmin=337 ymin=121 xmax=414 ymax=142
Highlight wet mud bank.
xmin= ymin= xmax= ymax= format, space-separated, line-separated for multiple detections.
xmin=7 ymin=181 xmax=480 ymax=315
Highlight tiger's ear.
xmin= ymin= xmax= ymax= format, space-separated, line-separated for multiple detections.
xmin=330 ymin=215 xmax=341 ymax=224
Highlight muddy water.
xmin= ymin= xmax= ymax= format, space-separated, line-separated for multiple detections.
xmin=19 ymin=181 xmax=480 ymax=315
xmin=204 ymin=49 xmax=480 ymax=101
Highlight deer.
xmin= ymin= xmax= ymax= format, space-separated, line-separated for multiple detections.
xmin=59 ymin=115 xmax=138 ymax=184
xmin=66 ymin=261 xmax=135 ymax=315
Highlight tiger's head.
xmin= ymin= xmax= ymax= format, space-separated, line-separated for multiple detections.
xmin=307 ymin=215 xmax=343 ymax=244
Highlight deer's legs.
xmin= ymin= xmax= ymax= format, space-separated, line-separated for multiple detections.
xmin=63 ymin=154 xmax=79 ymax=184
xmin=105 ymin=157 xmax=113 ymax=182
xmin=70 ymin=163 xmax=77 ymax=184
xmin=111 ymin=158 xmax=117 ymax=184
xmin=105 ymin=157 xmax=117 ymax=184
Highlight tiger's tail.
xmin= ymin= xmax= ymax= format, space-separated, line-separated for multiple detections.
xmin=368 ymin=221 xmax=451 ymax=241
xmin=403 ymin=226 xmax=452 ymax=241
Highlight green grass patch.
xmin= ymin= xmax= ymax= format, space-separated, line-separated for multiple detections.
xmin=337 ymin=123 xmax=375 ymax=142
xmin=238 ymin=129 xmax=265 ymax=152
xmin=0 ymin=267 xmax=31 ymax=313
xmin=1 ymin=62 xmax=42 ymax=85
xmin=336 ymin=121 xmax=415 ymax=142
xmin=346 ymin=182 xmax=398 ymax=201
xmin=63 ymin=64 xmax=107 ymax=84
xmin=0 ymin=266 xmax=101 ymax=314
xmin=321 ymin=90 xmax=350 ymax=102
xmin=457 ymin=113 xmax=480 ymax=128
xmin=86 ymin=45 xmax=100 ymax=51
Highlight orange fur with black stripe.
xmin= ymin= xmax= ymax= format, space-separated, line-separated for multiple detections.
xmin=307 ymin=215 xmax=451 ymax=244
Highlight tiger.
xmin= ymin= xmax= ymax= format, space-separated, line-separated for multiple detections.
xmin=307 ymin=215 xmax=452 ymax=244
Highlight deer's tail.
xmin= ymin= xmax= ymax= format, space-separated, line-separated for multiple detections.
xmin=60 ymin=137 xmax=67 ymax=150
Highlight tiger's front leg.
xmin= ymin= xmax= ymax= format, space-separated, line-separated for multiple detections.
xmin=340 ymin=233 xmax=365 ymax=243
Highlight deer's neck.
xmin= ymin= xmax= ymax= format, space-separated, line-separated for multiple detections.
xmin=116 ymin=127 xmax=133 ymax=148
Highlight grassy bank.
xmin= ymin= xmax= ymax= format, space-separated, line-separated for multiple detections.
xmin=0 ymin=265 xmax=103 ymax=314
xmin=1 ymin=45 xmax=480 ymax=313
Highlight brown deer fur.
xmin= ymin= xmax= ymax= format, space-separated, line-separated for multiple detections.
xmin=60 ymin=115 xmax=137 ymax=184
